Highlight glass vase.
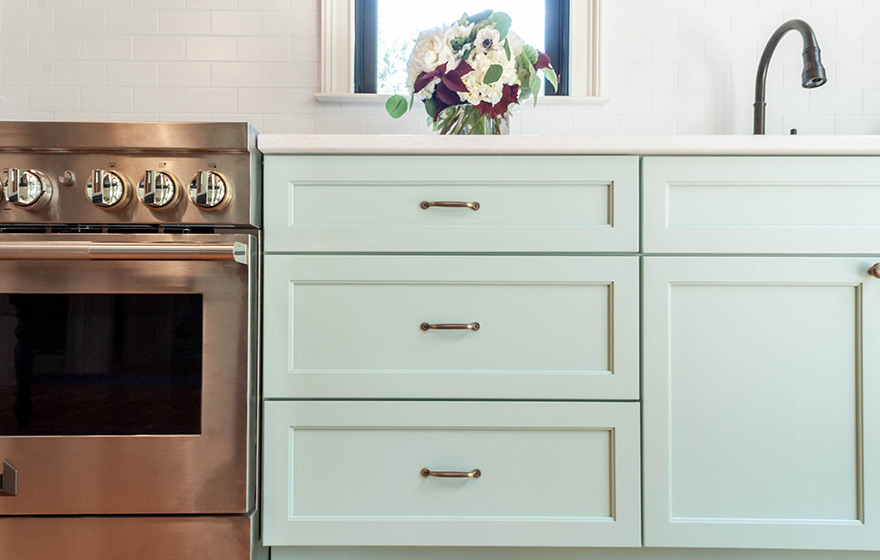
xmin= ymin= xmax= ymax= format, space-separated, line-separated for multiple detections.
xmin=433 ymin=105 xmax=509 ymax=135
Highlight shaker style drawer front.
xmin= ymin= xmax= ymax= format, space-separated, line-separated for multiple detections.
xmin=263 ymin=255 xmax=639 ymax=400
xmin=263 ymin=155 xmax=638 ymax=253
xmin=262 ymin=401 xmax=641 ymax=547
xmin=643 ymin=156 xmax=880 ymax=254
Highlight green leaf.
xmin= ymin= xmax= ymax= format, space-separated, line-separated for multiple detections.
xmin=529 ymin=73 xmax=541 ymax=106
xmin=541 ymin=67 xmax=558 ymax=92
xmin=503 ymin=39 xmax=511 ymax=61
xmin=522 ymin=44 xmax=538 ymax=65
xmin=489 ymin=11 xmax=512 ymax=41
xmin=467 ymin=9 xmax=493 ymax=23
xmin=424 ymin=97 xmax=436 ymax=118
xmin=385 ymin=94 xmax=408 ymax=119
xmin=483 ymin=64 xmax=503 ymax=84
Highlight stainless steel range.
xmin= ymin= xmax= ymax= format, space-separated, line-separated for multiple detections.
xmin=0 ymin=122 xmax=262 ymax=560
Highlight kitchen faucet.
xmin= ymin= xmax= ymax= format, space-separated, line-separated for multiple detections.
xmin=754 ymin=19 xmax=826 ymax=134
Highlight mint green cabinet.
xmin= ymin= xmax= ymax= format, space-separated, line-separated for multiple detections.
xmin=263 ymin=155 xmax=638 ymax=253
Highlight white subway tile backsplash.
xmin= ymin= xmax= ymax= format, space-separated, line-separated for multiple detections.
xmin=55 ymin=61 xmax=106 ymax=85
xmin=262 ymin=61 xmax=317 ymax=88
xmin=3 ymin=8 xmax=52 ymax=34
xmin=82 ymin=35 xmax=132 ymax=60
xmin=1 ymin=2 xmax=879 ymax=135
xmin=210 ymin=61 xmax=261 ymax=86
xmin=678 ymin=10 xmax=731 ymax=36
xmin=134 ymin=35 xmax=184 ymax=60
xmin=238 ymin=36 xmax=287 ymax=61
xmin=809 ymin=87 xmax=862 ymax=114
xmin=2 ymin=60 xmax=53 ymax=85
xmin=107 ymin=61 xmax=158 ymax=86
xmin=0 ymin=86 xmax=31 ymax=112
xmin=159 ymin=10 xmax=210 ymax=35
xmin=261 ymin=8 xmax=316 ymax=36
xmin=133 ymin=87 xmax=184 ymax=112
xmin=81 ymin=86 xmax=132 ymax=111
xmin=186 ymin=36 xmax=237 ymax=60
xmin=28 ymin=35 xmax=80 ymax=60
xmin=53 ymin=8 xmax=105 ymax=34
xmin=28 ymin=85 xmax=80 ymax=111
xmin=107 ymin=9 xmax=158 ymax=34
xmin=158 ymin=61 xmax=210 ymax=86
xmin=626 ymin=11 xmax=677 ymax=36
xmin=237 ymin=87 xmax=287 ymax=112
xmin=185 ymin=87 xmax=236 ymax=112
xmin=211 ymin=10 xmax=261 ymax=35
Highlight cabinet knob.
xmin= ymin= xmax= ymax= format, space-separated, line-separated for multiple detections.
xmin=869 ymin=264 xmax=880 ymax=279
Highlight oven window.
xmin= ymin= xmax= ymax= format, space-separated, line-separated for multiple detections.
xmin=0 ymin=294 xmax=202 ymax=436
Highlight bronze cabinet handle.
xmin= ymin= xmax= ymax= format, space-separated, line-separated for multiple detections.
xmin=420 ymin=322 xmax=480 ymax=332
xmin=870 ymin=264 xmax=880 ymax=278
xmin=420 ymin=200 xmax=480 ymax=211
xmin=421 ymin=468 xmax=481 ymax=479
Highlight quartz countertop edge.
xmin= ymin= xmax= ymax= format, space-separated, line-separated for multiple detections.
xmin=257 ymin=134 xmax=880 ymax=155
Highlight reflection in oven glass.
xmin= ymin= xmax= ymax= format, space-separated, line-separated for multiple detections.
xmin=0 ymin=294 xmax=202 ymax=436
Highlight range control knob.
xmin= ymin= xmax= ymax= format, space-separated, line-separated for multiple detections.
xmin=189 ymin=171 xmax=229 ymax=210
xmin=4 ymin=168 xmax=51 ymax=208
xmin=87 ymin=170 xmax=130 ymax=209
xmin=139 ymin=170 xmax=180 ymax=209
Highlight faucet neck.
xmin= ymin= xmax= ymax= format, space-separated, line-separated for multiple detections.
xmin=754 ymin=19 xmax=823 ymax=134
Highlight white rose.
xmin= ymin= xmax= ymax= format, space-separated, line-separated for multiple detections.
xmin=505 ymin=31 xmax=524 ymax=58
xmin=406 ymin=25 xmax=456 ymax=95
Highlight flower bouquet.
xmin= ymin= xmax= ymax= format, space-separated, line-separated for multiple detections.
xmin=385 ymin=10 xmax=559 ymax=135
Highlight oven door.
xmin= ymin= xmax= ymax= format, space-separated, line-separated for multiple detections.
xmin=0 ymin=233 xmax=257 ymax=515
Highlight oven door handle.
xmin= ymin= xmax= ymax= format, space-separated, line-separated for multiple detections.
xmin=0 ymin=241 xmax=249 ymax=265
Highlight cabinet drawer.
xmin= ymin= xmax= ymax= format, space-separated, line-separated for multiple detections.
xmin=262 ymin=401 xmax=641 ymax=547
xmin=263 ymin=256 xmax=639 ymax=400
xmin=643 ymin=157 xmax=880 ymax=253
xmin=263 ymin=155 xmax=638 ymax=253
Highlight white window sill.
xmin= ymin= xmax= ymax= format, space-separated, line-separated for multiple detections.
xmin=314 ymin=93 xmax=611 ymax=106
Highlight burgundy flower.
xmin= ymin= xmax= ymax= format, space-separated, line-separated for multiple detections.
xmin=476 ymin=84 xmax=520 ymax=118
xmin=535 ymin=52 xmax=551 ymax=70
xmin=415 ymin=61 xmax=474 ymax=120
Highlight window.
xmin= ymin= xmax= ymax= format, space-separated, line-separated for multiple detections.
xmin=319 ymin=0 xmax=601 ymax=99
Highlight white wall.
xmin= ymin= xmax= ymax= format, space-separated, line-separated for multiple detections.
xmin=0 ymin=0 xmax=877 ymax=135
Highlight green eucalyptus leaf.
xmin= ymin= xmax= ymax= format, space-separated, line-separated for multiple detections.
xmin=424 ymin=97 xmax=436 ymax=118
xmin=385 ymin=94 xmax=408 ymax=119
xmin=490 ymin=11 xmax=512 ymax=41
xmin=541 ymin=66 xmax=558 ymax=92
xmin=503 ymin=39 xmax=511 ymax=60
xmin=522 ymin=44 xmax=538 ymax=65
xmin=467 ymin=9 xmax=493 ymax=23
xmin=529 ymin=73 xmax=541 ymax=106
xmin=483 ymin=64 xmax=503 ymax=84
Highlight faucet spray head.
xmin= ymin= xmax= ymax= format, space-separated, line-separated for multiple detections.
xmin=801 ymin=46 xmax=827 ymax=88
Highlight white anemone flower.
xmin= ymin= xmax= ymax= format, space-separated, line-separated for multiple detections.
xmin=473 ymin=27 xmax=501 ymax=55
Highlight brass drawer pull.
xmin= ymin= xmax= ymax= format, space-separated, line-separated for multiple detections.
xmin=869 ymin=264 xmax=880 ymax=278
xmin=420 ymin=322 xmax=480 ymax=331
xmin=420 ymin=200 xmax=480 ymax=211
xmin=421 ymin=468 xmax=481 ymax=479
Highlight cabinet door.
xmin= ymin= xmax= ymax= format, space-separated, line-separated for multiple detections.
xmin=263 ymin=255 xmax=638 ymax=400
xmin=263 ymin=401 xmax=641 ymax=547
xmin=643 ymin=257 xmax=880 ymax=550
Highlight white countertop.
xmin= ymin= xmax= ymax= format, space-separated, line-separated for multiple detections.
xmin=258 ymin=134 xmax=880 ymax=155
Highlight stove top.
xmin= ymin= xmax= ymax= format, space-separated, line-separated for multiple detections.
xmin=0 ymin=122 xmax=260 ymax=228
